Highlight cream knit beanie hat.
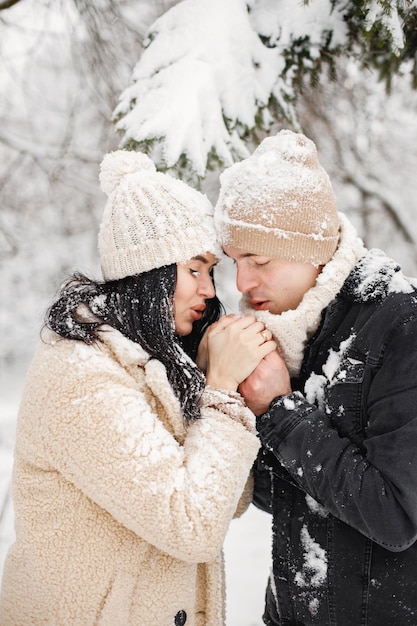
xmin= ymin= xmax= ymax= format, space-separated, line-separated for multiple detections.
xmin=98 ymin=150 xmax=220 ymax=280
xmin=214 ymin=129 xmax=340 ymax=266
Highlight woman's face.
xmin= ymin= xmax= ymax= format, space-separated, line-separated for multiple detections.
xmin=174 ymin=252 xmax=217 ymax=336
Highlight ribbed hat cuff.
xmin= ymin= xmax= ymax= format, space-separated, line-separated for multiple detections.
xmin=101 ymin=230 xmax=221 ymax=280
xmin=220 ymin=222 xmax=340 ymax=266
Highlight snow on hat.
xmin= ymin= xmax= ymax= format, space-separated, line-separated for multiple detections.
xmin=214 ymin=129 xmax=340 ymax=266
xmin=98 ymin=150 xmax=220 ymax=280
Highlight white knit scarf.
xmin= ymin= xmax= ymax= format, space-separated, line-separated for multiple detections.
xmin=240 ymin=213 xmax=366 ymax=377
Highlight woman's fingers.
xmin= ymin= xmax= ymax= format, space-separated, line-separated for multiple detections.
xmin=258 ymin=338 xmax=277 ymax=357
xmin=206 ymin=314 xmax=242 ymax=335
xmin=209 ymin=315 xmax=267 ymax=338
xmin=205 ymin=315 xmax=277 ymax=391
xmin=257 ymin=328 xmax=273 ymax=345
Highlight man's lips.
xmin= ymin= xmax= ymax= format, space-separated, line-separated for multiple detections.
xmin=250 ymin=299 xmax=269 ymax=311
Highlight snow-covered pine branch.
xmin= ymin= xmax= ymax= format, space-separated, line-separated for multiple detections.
xmin=112 ymin=0 xmax=284 ymax=185
xmin=112 ymin=0 xmax=417 ymax=185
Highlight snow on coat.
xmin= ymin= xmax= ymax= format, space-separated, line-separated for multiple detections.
xmin=254 ymin=249 xmax=417 ymax=625
xmin=0 ymin=326 xmax=260 ymax=626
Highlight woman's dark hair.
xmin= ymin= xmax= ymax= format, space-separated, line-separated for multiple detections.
xmin=45 ymin=265 xmax=223 ymax=421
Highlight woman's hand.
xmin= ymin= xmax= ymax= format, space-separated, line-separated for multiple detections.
xmin=195 ymin=321 xmax=217 ymax=373
xmin=205 ymin=315 xmax=276 ymax=392
xmin=196 ymin=315 xmax=241 ymax=373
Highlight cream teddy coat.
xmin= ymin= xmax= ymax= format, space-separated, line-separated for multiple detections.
xmin=0 ymin=327 xmax=260 ymax=626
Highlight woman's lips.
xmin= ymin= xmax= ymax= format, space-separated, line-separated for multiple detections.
xmin=190 ymin=305 xmax=206 ymax=320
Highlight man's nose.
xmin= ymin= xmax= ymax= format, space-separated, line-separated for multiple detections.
xmin=236 ymin=264 xmax=257 ymax=293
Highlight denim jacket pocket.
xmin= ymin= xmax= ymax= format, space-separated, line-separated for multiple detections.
xmin=325 ymin=356 xmax=365 ymax=441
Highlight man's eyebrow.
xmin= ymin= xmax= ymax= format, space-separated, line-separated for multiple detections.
xmin=224 ymin=251 xmax=255 ymax=259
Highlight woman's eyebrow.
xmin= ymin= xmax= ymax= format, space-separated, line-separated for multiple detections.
xmin=192 ymin=255 xmax=210 ymax=263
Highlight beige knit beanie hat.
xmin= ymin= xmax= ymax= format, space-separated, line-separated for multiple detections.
xmin=214 ymin=129 xmax=340 ymax=266
xmin=98 ymin=150 xmax=220 ymax=280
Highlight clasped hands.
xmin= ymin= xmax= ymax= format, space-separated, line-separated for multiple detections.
xmin=197 ymin=314 xmax=291 ymax=415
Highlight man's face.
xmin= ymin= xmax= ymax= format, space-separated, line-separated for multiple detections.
xmin=223 ymin=246 xmax=322 ymax=315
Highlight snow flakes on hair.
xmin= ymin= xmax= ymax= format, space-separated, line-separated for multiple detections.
xmin=99 ymin=150 xmax=156 ymax=196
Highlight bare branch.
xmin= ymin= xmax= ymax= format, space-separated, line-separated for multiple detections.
xmin=0 ymin=0 xmax=24 ymax=11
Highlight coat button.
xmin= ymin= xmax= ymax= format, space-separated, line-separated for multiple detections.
xmin=174 ymin=610 xmax=187 ymax=625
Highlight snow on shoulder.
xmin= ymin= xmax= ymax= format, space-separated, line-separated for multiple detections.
xmin=346 ymin=248 xmax=415 ymax=302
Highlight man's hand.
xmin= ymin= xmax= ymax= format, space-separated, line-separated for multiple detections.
xmin=239 ymin=350 xmax=292 ymax=416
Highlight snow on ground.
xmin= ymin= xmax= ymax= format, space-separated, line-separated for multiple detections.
xmin=0 ymin=359 xmax=272 ymax=626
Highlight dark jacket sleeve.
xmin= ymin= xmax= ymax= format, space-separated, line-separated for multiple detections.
xmin=252 ymin=452 xmax=274 ymax=513
xmin=256 ymin=316 xmax=417 ymax=552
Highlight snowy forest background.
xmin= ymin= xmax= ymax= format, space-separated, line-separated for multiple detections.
xmin=1 ymin=0 xmax=417 ymax=623
xmin=2 ymin=0 xmax=417 ymax=369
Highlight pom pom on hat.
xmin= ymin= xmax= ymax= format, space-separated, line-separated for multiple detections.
xmin=214 ymin=129 xmax=340 ymax=266
xmin=99 ymin=150 xmax=156 ymax=196
xmin=98 ymin=150 xmax=221 ymax=280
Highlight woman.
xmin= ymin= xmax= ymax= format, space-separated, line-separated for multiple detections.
xmin=0 ymin=150 xmax=275 ymax=626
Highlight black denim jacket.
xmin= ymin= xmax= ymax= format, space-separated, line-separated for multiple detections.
xmin=254 ymin=250 xmax=417 ymax=626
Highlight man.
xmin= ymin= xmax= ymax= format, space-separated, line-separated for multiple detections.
xmin=214 ymin=129 xmax=417 ymax=625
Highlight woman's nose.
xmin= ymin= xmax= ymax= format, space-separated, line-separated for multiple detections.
xmin=198 ymin=275 xmax=216 ymax=298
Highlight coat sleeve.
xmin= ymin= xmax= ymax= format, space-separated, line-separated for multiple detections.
xmin=256 ymin=315 xmax=417 ymax=552
xmin=30 ymin=339 xmax=260 ymax=564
